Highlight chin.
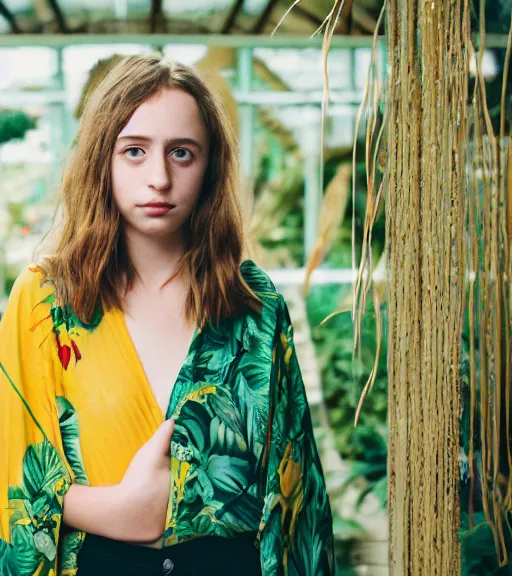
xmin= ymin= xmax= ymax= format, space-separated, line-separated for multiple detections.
xmin=140 ymin=221 xmax=185 ymax=239
xmin=123 ymin=213 xmax=188 ymax=241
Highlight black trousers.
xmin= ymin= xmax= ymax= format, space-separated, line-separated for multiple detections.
xmin=76 ymin=531 xmax=262 ymax=576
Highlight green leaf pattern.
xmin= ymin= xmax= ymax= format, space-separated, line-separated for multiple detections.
xmin=6 ymin=439 xmax=70 ymax=576
xmin=162 ymin=262 xmax=334 ymax=574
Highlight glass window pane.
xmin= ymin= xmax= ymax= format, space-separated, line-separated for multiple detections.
xmin=63 ymin=44 xmax=153 ymax=111
xmin=163 ymin=45 xmax=208 ymax=65
xmin=253 ymin=48 xmax=355 ymax=92
xmin=0 ymin=48 xmax=57 ymax=90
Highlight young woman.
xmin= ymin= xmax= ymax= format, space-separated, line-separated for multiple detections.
xmin=0 ymin=54 xmax=334 ymax=576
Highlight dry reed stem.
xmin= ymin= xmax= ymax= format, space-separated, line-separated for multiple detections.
xmin=501 ymin=11 xmax=512 ymax=515
xmin=464 ymin=1 xmax=512 ymax=564
xmin=386 ymin=0 xmax=468 ymax=572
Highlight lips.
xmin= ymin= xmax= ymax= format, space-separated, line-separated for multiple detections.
xmin=139 ymin=202 xmax=175 ymax=217
xmin=141 ymin=202 xmax=174 ymax=209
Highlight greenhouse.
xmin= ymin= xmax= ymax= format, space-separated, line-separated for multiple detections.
xmin=0 ymin=0 xmax=511 ymax=575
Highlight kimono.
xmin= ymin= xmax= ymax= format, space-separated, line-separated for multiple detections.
xmin=0 ymin=259 xmax=335 ymax=576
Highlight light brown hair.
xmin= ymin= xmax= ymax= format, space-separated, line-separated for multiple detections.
xmin=37 ymin=53 xmax=261 ymax=326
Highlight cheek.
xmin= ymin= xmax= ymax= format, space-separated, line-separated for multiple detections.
xmin=111 ymin=158 xmax=135 ymax=209
xmin=179 ymin=165 xmax=208 ymax=205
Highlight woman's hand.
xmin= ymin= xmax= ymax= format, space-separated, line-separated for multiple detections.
xmin=63 ymin=418 xmax=174 ymax=543
xmin=118 ymin=418 xmax=175 ymax=541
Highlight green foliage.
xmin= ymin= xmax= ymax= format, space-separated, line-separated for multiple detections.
xmin=0 ymin=110 xmax=36 ymax=146
xmin=307 ymin=284 xmax=388 ymax=509
xmin=458 ymin=314 xmax=512 ymax=574
xmin=323 ymin=155 xmax=386 ymax=270
xmin=334 ymin=537 xmax=360 ymax=576
xmin=460 ymin=512 xmax=512 ymax=576
xmin=252 ymin=126 xmax=305 ymax=266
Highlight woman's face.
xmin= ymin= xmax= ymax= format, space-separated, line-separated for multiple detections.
xmin=111 ymin=87 xmax=209 ymax=242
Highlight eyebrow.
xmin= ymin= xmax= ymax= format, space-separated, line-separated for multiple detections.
xmin=116 ymin=135 xmax=203 ymax=150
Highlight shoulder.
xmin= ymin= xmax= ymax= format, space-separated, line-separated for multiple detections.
xmin=240 ymin=260 xmax=290 ymax=314
xmin=8 ymin=265 xmax=55 ymax=311
xmin=240 ymin=259 xmax=278 ymax=297
xmin=239 ymin=259 xmax=288 ymax=331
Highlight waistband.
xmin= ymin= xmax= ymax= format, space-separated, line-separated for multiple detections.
xmin=76 ymin=530 xmax=261 ymax=576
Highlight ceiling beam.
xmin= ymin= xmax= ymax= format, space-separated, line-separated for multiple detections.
xmin=0 ymin=1 xmax=22 ymax=33
xmin=290 ymin=5 xmax=324 ymax=28
xmin=221 ymin=0 xmax=244 ymax=34
xmin=251 ymin=0 xmax=279 ymax=34
xmin=150 ymin=0 xmax=163 ymax=33
xmin=351 ymin=4 xmax=378 ymax=33
xmin=46 ymin=0 xmax=69 ymax=33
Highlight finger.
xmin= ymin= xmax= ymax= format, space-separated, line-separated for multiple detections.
xmin=152 ymin=418 xmax=175 ymax=454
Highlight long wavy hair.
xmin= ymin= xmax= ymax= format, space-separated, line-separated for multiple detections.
xmin=37 ymin=53 xmax=261 ymax=326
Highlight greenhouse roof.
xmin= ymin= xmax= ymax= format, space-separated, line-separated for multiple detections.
xmin=0 ymin=0 xmax=385 ymax=36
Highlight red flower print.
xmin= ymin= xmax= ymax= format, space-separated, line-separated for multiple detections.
xmin=55 ymin=332 xmax=71 ymax=370
xmin=71 ymin=340 xmax=82 ymax=362
xmin=58 ymin=344 xmax=71 ymax=370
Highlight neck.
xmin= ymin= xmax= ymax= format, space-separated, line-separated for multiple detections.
xmin=123 ymin=226 xmax=187 ymax=292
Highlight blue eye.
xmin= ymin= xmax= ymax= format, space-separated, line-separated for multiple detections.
xmin=125 ymin=147 xmax=145 ymax=159
xmin=172 ymin=148 xmax=193 ymax=162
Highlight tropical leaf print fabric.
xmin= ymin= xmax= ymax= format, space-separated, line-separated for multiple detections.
xmin=0 ymin=261 xmax=334 ymax=576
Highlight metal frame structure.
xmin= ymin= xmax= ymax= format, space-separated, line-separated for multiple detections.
xmin=0 ymin=34 xmax=382 ymax=48
xmin=0 ymin=0 xmax=362 ymax=36
xmin=0 ymin=33 xmax=508 ymax=48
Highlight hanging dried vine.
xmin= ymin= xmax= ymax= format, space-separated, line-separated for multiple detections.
xmin=386 ymin=0 xmax=470 ymax=573
xmin=461 ymin=3 xmax=512 ymax=569
xmin=280 ymin=0 xmax=512 ymax=572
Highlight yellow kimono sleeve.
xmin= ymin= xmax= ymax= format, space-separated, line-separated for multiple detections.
xmin=0 ymin=268 xmax=71 ymax=576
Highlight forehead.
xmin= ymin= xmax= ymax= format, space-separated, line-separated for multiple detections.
xmin=118 ymin=88 xmax=206 ymax=140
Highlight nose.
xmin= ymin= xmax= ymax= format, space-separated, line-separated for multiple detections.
xmin=148 ymin=151 xmax=172 ymax=192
